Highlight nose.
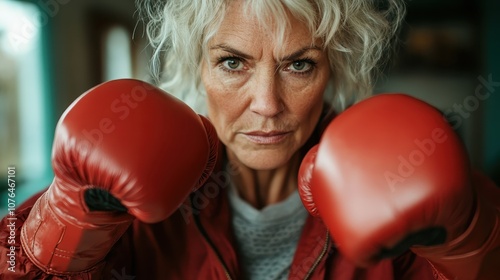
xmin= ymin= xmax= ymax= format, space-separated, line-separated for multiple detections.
xmin=249 ymin=70 xmax=284 ymax=117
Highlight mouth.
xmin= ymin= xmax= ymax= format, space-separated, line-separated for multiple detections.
xmin=242 ymin=131 xmax=291 ymax=144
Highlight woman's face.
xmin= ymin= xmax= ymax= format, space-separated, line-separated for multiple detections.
xmin=201 ymin=1 xmax=330 ymax=170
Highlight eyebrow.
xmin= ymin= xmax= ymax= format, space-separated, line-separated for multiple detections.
xmin=209 ymin=44 xmax=322 ymax=61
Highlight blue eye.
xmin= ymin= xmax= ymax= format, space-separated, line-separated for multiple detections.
xmin=292 ymin=61 xmax=308 ymax=71
xmin=288 ymin=60 xmax=314 ymax=73
xmin=221 ymin=58 xmax=243 ymax=71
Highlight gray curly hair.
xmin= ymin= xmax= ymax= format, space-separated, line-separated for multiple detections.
xmin=136 ymin=0 xmax=406 ymax=114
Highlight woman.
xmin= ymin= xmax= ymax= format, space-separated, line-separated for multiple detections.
xmin=1 ymin=0 xmax=498 ymax=279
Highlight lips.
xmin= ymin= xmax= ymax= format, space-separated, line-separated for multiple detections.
xmin=243 ymin=131 xmax=291 ymax=144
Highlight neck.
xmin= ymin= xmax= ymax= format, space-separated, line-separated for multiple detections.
xmin=228 ymin=151 xmax=301 ymax=209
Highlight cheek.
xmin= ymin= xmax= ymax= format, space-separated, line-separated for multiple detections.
xmin=205 ymin=84 xmax=226 ymax=134
xmin=289 ymin=71 xmax=330 ymax=134
xmin=202 ymin=69 xmax=241 ymax=144
xmin=295 ymin=90 xmax=325 ymax=142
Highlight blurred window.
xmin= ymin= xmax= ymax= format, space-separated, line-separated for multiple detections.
xmin=102 ymin=25 xmax=133 ymax=81
xmin=0 ymin=0 xmax=51 ymax=216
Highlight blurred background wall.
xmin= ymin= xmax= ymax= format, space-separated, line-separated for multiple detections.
xmin=0 ymin=0 xmax=499 ymax=216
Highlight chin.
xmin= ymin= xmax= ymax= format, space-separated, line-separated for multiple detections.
xmin=235 ymin=148 xmax=296 ymax=171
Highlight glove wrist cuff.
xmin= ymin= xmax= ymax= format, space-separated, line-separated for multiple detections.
xmin=411 ymin=177 xmax=500 ymax=279
xmin=21 ymin=192 xmax=133 ymax=275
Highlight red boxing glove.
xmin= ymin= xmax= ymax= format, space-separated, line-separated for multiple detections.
xmin=299 ymin=94 xmax=475 ymax=266
xmin=21 ymin=79 xmax=218 ymax=275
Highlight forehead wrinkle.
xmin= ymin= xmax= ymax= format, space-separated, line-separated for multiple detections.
xmin=209 ymin=5 xmax=321 ymax=66
xmin=278 ymin=46 xmax=322 ymax=61
xmin=213 ymin=2 xmax=320 ymax=64
xmin=210 ymin=25 xmax=265 ymax=58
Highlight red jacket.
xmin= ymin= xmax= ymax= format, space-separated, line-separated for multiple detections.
xmin=1 ymin=179 xmax=438 ymax=280
xmin=2 ymin=101 xmax=499 ymax=279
